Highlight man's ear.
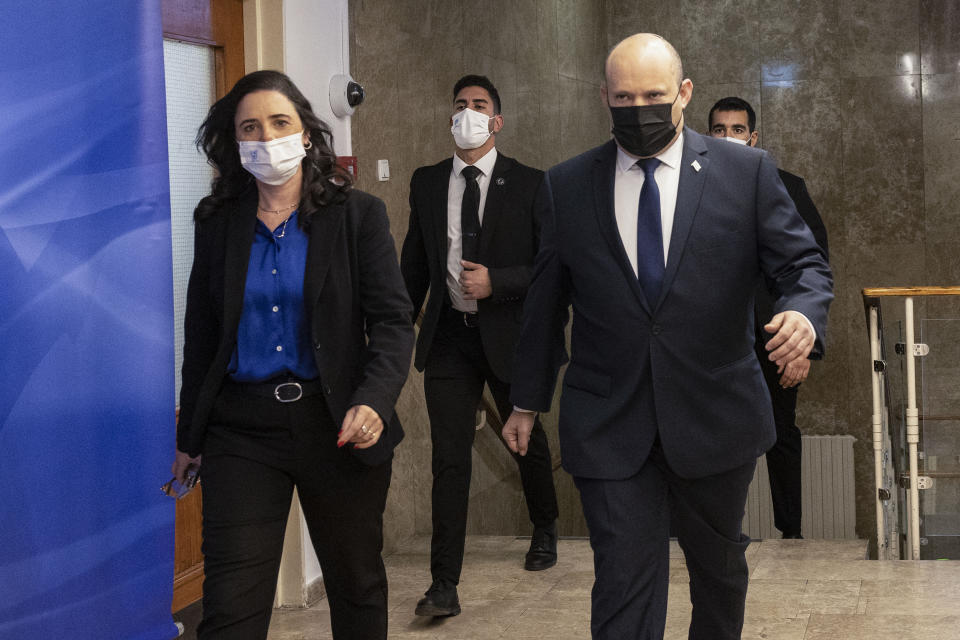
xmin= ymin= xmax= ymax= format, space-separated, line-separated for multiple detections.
xmin=678 ymin=78 xmax=693 ymax=109
xmin=748 ymin=130 xmax=759 ymax=147
xmin=490 ymin=113 xmax=504 ymax=134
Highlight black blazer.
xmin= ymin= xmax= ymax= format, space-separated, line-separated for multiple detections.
xmin=177 ymin=187 xmax=414 ymax=466
xmin=510 ymin=131 xmax=833 ymax=480
xmin=400 ymin=152 xmax=544 ymax=382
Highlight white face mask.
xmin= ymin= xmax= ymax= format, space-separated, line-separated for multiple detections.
xmin=238 ymin=131 xmax=307 ymax=185
xmin=451 ymin=108 xmax=493 ymax=150
xmin=723 ymin=136 xmax=749 ymax=146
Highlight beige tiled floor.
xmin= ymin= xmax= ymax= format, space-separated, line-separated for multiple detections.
xmin=266 ymin=536 xmax=960 ymax=639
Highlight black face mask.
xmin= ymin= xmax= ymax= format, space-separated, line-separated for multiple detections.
xmin=609 ymin=89 xmax=681 ymax=157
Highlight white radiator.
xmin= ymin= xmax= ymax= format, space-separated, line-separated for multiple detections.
xmin=742 ymin=435 xmax=857 ymax=539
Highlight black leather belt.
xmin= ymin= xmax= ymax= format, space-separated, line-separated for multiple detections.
xmin=443 ymin=305 xmax=479 ymax=328
xmin=227 ymin=377 xmax=324 ymax=403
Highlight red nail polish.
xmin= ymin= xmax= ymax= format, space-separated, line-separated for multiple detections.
xmin=337 ymin=441 xmax=345 ymax=448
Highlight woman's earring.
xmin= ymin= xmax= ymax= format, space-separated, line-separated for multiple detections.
xmin=303 ymin=140 xmax=313 ymax=150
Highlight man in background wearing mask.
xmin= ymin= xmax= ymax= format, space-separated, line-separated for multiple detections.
xmin=502 ymin=35 xmax=832 ymax=639
xmin=709 ymin=96 xmax=830 ymax=541
xmin=401 ymin=74 xmax=560 ymax=618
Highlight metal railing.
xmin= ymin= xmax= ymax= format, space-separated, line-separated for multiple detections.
xmin=863 ymin=286 xmax=960 ymax=560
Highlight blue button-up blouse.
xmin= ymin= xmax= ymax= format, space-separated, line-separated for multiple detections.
xmin=228 ymin=211 xmax=319 ymax=382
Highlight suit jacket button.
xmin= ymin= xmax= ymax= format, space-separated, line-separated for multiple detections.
xmin=323 ymin=385 xmax=332 ymax=395
xmin=651 ymin=324 xmax=661 ymax=336
xmin=314 ymin=342 xmax=322 ymax=350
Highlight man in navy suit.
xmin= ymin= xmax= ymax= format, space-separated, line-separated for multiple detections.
xmin=503 ymin=34 xmax=833 ymax=639
xmin=709 ymin=96 xmax=831 ymax=540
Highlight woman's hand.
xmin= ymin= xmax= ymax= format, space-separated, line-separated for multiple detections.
xmin=338 ymin=404 xmax=384 ymax=449
xmin=172 ymin=449 xmax=202 ymax=485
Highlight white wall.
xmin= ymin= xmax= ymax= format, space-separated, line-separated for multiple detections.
xmin=283 ymin=0 xmax=352 ymax=156
xmin=280 ymin=0 xmax=354 ymax=597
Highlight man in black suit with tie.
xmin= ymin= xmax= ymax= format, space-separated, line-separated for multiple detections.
xmin=503 ymin=35 xmax=832 ymax=639
xmin=709 ymin=96 xmax=830 ymax=540
xmin=400 ymin=74 xmax=559 ymax=618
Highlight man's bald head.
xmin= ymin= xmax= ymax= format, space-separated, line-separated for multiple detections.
xmin=600 ymin=33 xmax=693 ymax=158
xmin=604 ymin=34 xmax=683 ymax=88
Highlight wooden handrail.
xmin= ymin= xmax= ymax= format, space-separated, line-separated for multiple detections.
xmin=862 ymin=286 xmax=960 ymax=297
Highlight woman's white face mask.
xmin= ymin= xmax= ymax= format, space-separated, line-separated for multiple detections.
xmin=450 ymin=108 xmax=492 ymax=150
xmin=238 ymin=131 xmax=307 ymax=185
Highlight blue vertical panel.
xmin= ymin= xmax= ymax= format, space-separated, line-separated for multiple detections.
xmin=0 ymin=1 xmax=177 ymax=638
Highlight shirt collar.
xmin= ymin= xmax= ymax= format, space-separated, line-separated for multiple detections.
xmin=615 ymin=131 xmax=685 ymax=174
xmin=453 ymin=146 xmax=498 ymax=177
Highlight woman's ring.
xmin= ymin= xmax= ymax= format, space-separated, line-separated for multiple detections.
xmin=361 ymin=425 xmax=368 ymax=434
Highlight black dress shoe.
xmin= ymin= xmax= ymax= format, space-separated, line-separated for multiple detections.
xmin=524 ymin=522 xmax=558 ymax=571
xmin=782 ymin=532 xmax=804 ymax=539
xmin=414 ymin=581 xmax=461 ymax=617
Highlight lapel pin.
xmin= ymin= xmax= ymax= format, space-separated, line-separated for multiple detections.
xmin=496 ymin=177 xmax=505 ymax=186
xmin=691 ymin=160 xmax=701 ymax=172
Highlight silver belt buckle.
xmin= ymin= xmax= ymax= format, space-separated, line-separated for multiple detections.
xmin=274 ymin=381 xmax=303 ymax=403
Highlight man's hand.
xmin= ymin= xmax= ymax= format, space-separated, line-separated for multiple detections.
xmin=764 ymin=310 xmax=814 ymax=374
xmin=502 ymin=410 xmax=536 ymax=456
xmin=460 ymin=260 xmax=492 ymax=300
xmin=778 ymin=356 xmax=810 ymax=388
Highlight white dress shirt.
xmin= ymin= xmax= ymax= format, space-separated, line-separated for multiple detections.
xmin=447 ymin=147 xmax=498 ymax=312
xmin=614 ymin=132 xmax=684 ymax=274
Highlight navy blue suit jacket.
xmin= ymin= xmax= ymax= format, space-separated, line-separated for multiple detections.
xmin=510 ymin=129 xmax=833 ymax=480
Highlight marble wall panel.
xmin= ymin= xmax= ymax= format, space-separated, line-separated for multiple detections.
xmin=578 ymin=79 xmax=613 ymax=154
xmin=840 ymin=75 xmax=924 ymax=248
xmin=760 ymin=79 xmax=845 ymax=250
xmin=681 ymin=0 xmax=760 ymax=85
xmin=839 ymin=0 xmax=920 ymax=77
xmin=510 ymin=90 xmax=543 ymax=167
xmin=758 ymin=0 xmax=843 ymax=82
xmin=557 ymin=74 xmax=584 ymax=159
xmin=920 ymin=0 xmax=960 ymax=74
xmin=922 ymin=73 xmax=960 ymax=244
xmin=575 ymin=0 xmax=607 ymax=84
xmin=556 ymin=0 xmax=579 ymax=80
xmin=604 ymin=0 xmax=684 ymax=54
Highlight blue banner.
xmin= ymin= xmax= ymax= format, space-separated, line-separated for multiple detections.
xmin=0 ymin=2 xmax=177 ymax=638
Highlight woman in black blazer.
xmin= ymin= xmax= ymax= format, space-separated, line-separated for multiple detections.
xmin=171 ymin=70 xmax=414 ymax=639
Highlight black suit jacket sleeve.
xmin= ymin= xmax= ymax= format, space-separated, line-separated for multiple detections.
xmin=779 ymin=170 xmax=828 ymax=260
xmin=349 ymin=196 xmax=416 ymax=425
xmin=487 ymin=200 xmax=539 ymax=302
xmin=400 ymin=167 xmax=431 ymax=323
xmin=177 ymin=214 xmax=221 ymax=453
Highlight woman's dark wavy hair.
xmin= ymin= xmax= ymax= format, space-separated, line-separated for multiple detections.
xmin=194 ymin=70 xmax=352 ymax=226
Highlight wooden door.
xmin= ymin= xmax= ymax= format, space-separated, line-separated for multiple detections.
xmin=162 ymin=0 xmax=244 ymax=613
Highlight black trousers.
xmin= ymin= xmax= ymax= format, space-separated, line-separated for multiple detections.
xmin=423 ymin=312 xmax=559 ymax=585
xmin=575 ymin=443 xmax=755 ymax=640
xmin=756 ymin=343 xmax=803 ymax=536
xmin=196 ymin=382 xmax=392 ymax=640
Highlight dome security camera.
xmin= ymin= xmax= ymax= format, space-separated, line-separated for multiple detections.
xmin=330 ymin=74 xmax=365 ymax=117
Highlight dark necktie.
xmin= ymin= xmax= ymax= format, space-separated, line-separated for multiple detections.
xmin=460 ymin=165 xmax=482 ymax=263
xmin=636 ymin=158 xmax=664 ymax=304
